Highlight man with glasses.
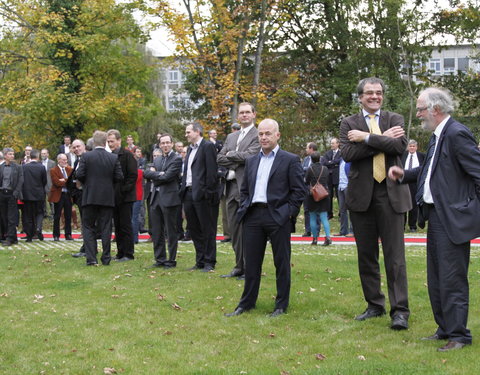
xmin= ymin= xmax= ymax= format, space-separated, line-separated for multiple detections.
xmin=339 ymin=77 xmax=411 ymax=330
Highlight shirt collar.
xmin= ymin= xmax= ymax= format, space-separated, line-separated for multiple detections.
xmin=362 ymin=109 xmax=381 ymax=118
xmin=434 ymin=115 xmax=450 ymax=138
xmin=260 ymin=144 xmax=280 ymax=157
xmin=241 ymin=123 xmax=255 ymax=135
xmin=191 ymin=138 xmax=202 ymax=148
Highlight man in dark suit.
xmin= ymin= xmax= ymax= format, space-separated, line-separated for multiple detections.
xmin=323 ymin=137 xmax=342 ymax=219
xmin=339 ymin=77 xmax=411 ymax=330
xmin=58 ymin=135 xmax=72 ymax=155
xmin=401 ymin=140 xmax=425 ymax=232
xmin=389 ymin=87 xmax=480 ymax=352
xmin=0 ymin=148 xmax=23 ymax=246
xmin=70 ymin=139 xmax=88 ymax=258
xmin=208 ymin=129 xmax=223 ymax=154
xmin=180 ymin=122 xmax=219 ymax=272
xmin=107 ymin=129 xmax=138 ymax=262
xmin=76 ymin=130 xmax=123 ymax=266
xmin=22 ymin=150 xmax=47 ymax=242
xmin=225 ymin=119 xmax=306 ymax=318
xmin=217 ymin=102 xmax=260 ymax=279
xmin=49 ymin=154 xmax=74 ymax=241
xmin=144 ymin=134 xmax=182 ymax=269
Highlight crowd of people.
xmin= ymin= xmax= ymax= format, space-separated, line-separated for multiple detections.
xmin=1 ymin=77 xmax=479 ymax=353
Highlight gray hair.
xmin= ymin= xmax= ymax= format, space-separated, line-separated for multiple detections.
xmin=93 ymin=131 xmax=108 ymax=147
xmin=30 ymin=149 xmax=40 ymax=159
xmin=3 ymin=147 xmax=14 ymax=155
xmin=408 ymin=139 xmax=418 ymax=146
xmin=189 ymin=122 xmax=204 ymax=135
xmin=420 ymin=87 xmax=455 ymax=114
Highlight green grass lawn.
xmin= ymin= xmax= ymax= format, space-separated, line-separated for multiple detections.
xmin=1 ymin=240 xmax=478 ymax=374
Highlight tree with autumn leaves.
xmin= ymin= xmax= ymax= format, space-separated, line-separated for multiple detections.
xmin=147 ymin=0 xmax=479 ymax=152
xmin=0 ymin=0 xmax=160 ymax=151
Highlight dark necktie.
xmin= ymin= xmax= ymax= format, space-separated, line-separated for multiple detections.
xmin=408 ymin=154 xmax=413 ymax=170
xmin=415 ymin=134 xmax=436 ymax=205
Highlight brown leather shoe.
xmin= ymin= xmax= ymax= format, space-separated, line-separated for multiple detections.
xmin=437 ymin=341 xmax=467 ymax=352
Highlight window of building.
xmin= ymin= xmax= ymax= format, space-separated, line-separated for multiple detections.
xmin=458 ymin=58 xmax=469 ymax=72
xmin=443 ymin=58 xmax=455 ymax=74
xmin=429 ymin=59 xmax=441 ymax=75
xmin=168 ymin=70 xmax=179 ymax=83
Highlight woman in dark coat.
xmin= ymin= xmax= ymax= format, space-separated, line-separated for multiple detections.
xmin=305 ymin=152 xmax=331 ymax=246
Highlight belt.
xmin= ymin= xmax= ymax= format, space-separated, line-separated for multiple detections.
xmin=251 ymin=202 xmax=268 ymax=208
xmin=1 ymin=189 xmax=13 ymax=194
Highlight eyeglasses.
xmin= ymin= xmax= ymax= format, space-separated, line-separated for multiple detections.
xmin=363 ymin=91 xmax=383 ymax=96
xmin=416 ymin=107 xmax=428 ymax=112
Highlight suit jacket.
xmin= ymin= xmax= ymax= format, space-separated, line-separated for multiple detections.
xmin=339 ymin=110 xmax=411 ymax=213
xmin=217 ymin=126 xmax=260 ymax=193
xmin=404 ymin=117 xmax=480 ymax=244
xmin=401 ymin=151 xmax=425 ymax=169
xmin=302 ymin=155 xmax=312 ymax=172
xmin=143 ymin=151 xmax=182 ymax=208
xmin=48 ymin=165 xmax=73 ymax=203
xmin=322 ymin=149 xmax=342 ymax=184
xmin=212 ymin=139 xmax=223 ymax=153
xmin=22 ymin=161 xmax=47 ymax=201
xmin=180 ymin=139 xmax=219 ymax=203
xmin=237 ymin=149 xmax=307 ymax=226
xmin=42 ymin=159 xmax=56 ymax=193
xmin=0 ymin=162 xmax=24 ymax=199
xmin=113 ymin=147 xmax=138 ymax=204
xmin=76 ymin=148 xmax=124 ymax=207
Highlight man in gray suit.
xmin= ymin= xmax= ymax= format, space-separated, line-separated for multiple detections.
xmin=217 ymin=102 xmax=261 ymax=279
xmin=41 ymin=148 xmax=56 ymax=218
xmin=143 ymin=134 xmax=182 ymax=269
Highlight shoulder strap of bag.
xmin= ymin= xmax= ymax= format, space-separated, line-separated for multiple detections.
xmin=309 ymin=166 xmax=321 ymax=185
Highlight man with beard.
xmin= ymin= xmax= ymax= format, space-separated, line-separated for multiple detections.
xmin=388 ymin=87 xmax=480 ymax=351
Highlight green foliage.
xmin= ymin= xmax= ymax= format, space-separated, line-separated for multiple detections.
xmin=0 ymin=0 xmax=160 ymax=152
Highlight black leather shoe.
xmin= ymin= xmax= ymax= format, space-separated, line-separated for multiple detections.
xmin=236 ymin=275 xmax=245 ymax=280
xmin=37 ymin=232 xmax=44 ymax=241
xmin=220 ymin=238 xmax=231 ymax=243
xmin=311 ymin=239 xmax=317 ymax=245
xmin=302 ymin=232 xmax=311 ymax=237
xmin=65 ymin=235 xmax=74 ymax=241
xmin=391 ymin=314 xmax=409 ymax=330
xmin=322 ymin=238 xmax=332 ymax=246
xmin=116 ymin=256 xmax=133 ymax=263
xmin=437 ymin=341 xmax=467 ymax=352
xmin=187 ymin=265 xmax=201 ymax=271
xmin=269 ymin=308 xmax=286 ymax=317
xmin=421 ymin=333 xmax=445 ymax=341
xmin=86 ymin=262 xmax=98 ymax=266
xmin=225 ymin=307 xmax=248 ymax=317
xmin=355 ymin=308 xmax=386 ymax=321
xmin=25 ymin=238 xmax=33 ymax=242
xmin=72 ymin=252 xmax=86 ymax=258
xmin=163 ymin=264 xmax=175 ymax=270
xmin=201 ymin=265 xmax=214 ymax=272
xmin=54 ymin=237 xmax=60 ymax=241
xmin=149 ymin=263 xmax=163 ymax=268
xmin=220 ymin=271 xmax=242 ymax=278
xmin=2 ymin=240 xmax=16 ymax=246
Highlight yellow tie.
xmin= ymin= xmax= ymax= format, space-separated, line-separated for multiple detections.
xmin=369 ymin=114 xmax=386 ymax=183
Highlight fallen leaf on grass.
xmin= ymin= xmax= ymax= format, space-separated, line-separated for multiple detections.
xmin=71 ymin=349 xmax=77 ymax=352
xmin=280 ymin=371 xmax=290 ymax=375
xmin=315 ymin=353 xmax=326 ymax=360
xmin=34 ymin=294 xmax=44 ymax=299
xmin=441 ymin=359 xmax=447 ymax=364
xmin=252 ymin=340 xmax=259 ymax=344
xmin=172 ymin=303 xmax=182 ymax=310
xmin=357 ymin=355 xmax=366 ymax=361
xmin=268 ymin=332 xmax=275 ymax=338
xmin=0 ymin=292 xmax=9 ymax=297
xmin=148 ymin=275 xmax=155 ymax=279
xmin=164 ymin=331 xmax=173 ymax=335
xmin=108 ymin=348 xmax=115 ymax=351
xmin=309 ymin=287 xmax=316 ymax=292
xmin=215 ymin=296 xmax=223 ymax=300
xmin=124 ymin=273 xmax=132 ymax=277
xmin=157 ymin=294 xmax=165 ymax=301
xmin=103 ymin=368 xmax=117 ymax=374
xmin=111 ymin=295 xmax=120 ymax=298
